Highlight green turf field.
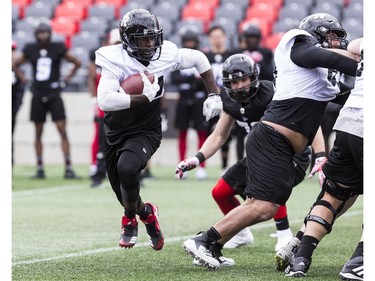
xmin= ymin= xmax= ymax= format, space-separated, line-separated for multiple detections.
xmin=12 ymin=165 xmax=363 ymax=281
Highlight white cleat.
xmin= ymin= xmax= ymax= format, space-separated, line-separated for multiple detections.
xmin=223 ymin=227 xmax=254 ymax=249
xmin=274 ymin=228 xmax=293 ymax=252
xmin=195 ymin=167 xmax=208 ymax=180
xmin=193 ymin=255 xmax=235 ymax=267
xmin=183 ymin=233 xmax=221 ymax=269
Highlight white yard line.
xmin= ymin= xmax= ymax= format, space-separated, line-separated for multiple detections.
xmin=12 ymin=210 xmax=362 ymax=267
xmin=12 ymin=184 xmax=88 ymax=197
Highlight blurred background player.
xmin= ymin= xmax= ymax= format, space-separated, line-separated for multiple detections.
xmin=12 ymin=40 xmax=26 ymax=166
xmin=171 ymin=26 xmax=209 ymax=180
xmin=88 ymin=28 xmax=121 ymax=187
xmin=238 ymin=22 xmax=275 ymax=81
xmin=203 ymin=25 xmax=236 ymax=174
xmin=12 ymin=22 xmax=81 ymax=179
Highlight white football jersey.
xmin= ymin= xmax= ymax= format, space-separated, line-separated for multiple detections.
xmin=273 ymin=29 xmax=340 ymax=101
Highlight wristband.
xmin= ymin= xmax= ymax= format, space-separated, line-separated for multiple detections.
xmin=195 ymin=152 xmax=206 ymax=163
xmin=314 ymin=152 xmax=326 ymax=158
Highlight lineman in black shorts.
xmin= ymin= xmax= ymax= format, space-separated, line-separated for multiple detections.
xmin=180 ymin=13 xmax=359 ymax=270
xmin=13 ymin=22 xmax=81 ymax=179
xmin=176 ymin=55 xmax=319 ymax=265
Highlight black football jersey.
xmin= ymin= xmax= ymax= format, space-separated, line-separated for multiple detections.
xmin=23 ymin=42 xmax=67 ymax=89
xmin=222 ymin=80 xmax=274 ymax=131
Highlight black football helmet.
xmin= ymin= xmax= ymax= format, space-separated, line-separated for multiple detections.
xmin=222 ymin=54 xmax=260 ymax=103
xmin=119 ymin=9 xmax=163 ymax=61
xmin=298 ymin=13 xmax=348 ymax=49
xmin=179 ymin=26 xmax=200 ymax=44
xmin=243 ymin=23 xmax=262 ymax=39
xmin=34 ymin=22 xmax=52 ymax=42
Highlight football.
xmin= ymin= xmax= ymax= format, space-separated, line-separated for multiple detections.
xmin=120 ymin=72 xmax=155 ymax=95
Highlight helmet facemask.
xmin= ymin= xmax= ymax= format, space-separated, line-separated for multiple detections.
xmin=299 ymin=13 xmax=348 ymax=49
xmin=222 ymin=54 xmax=260 ymax=104
xmin=120 ymin=9 xmax=163 ymax=61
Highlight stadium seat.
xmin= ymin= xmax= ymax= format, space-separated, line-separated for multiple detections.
xmin=95 ymin=0 xmax=127 ymax=7
xmin=239 ymin=18 xmax=273 ymax=37
xmin=150 ymin=2 xmax=181 ymax=22
xmin=160 ymin=0 xmax=187 ymax=9
xmin=264 ymin=32 xmax=284 ymax=51
xmin=272 ymin=17 xmax=300 ymax=33
xmin=223 ymin=0 xmax=251 ymax=9
xmin=283 ymin=0 xmax=314 ymax=7
xmin=175 ymin=19 xmax=205 ymax=35
xmin=343 ymin=1 xmax=363 ymax=19
xmin=12 ymin=0 xmax=32 ymax=6
xmin=71 ymin=31 xmax=102 ymax=49
xmin=33 ymin=0 xmax=61 ymax=6
xmin=119 ymin=2 xmax=151 ymax=17
xmin=156 ymin=16 xmax=175 ymax=36
xmin=246 ymin=3 xmax=279 ymax=23
xmin=214 ymin=3 xmax=245 ymax=23
xmin=188 ymin=0 xmax=220 ymax=8
xmin=24 ymin=2 xmax=55 ymax=19
xmin=126 ymin=0 xmax=155 ymax=7
xmin=61 ymin=0 xmax=94 ymax=5
xmin=12 ymin=30 xmax=35 ymax=50
xmin=315 ymin=0 xmax=345 ymax=7
xmin=88 ymin=3 xmax=118 ymax=20
xmin=51 ymin=17 xmax=80 ymax=37
xmin=210 ymin=17 xmax=238 ymax=36
xmin=278 ymin=3 xmax=309 ymax=20
xmin=14 ymin=17 xmax=39 ymax=33
xmin=54 ymin=2 xmax=88 ymax=21
xmin=181 ymin=3 xmax=215 ymax=23
xmin=80 ymin=16 xmax=109 ymax=34
xmin=251 ymin=0 xmax=283 ymax=9
xmin=12 ymin=4 xmax=20 ymax=20
xmin=311 ymin=2 xmax=342 ymax=20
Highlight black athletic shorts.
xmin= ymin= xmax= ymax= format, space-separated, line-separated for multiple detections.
xmin=323 ymin=130 xmax=363 ymax=195
xmin=105 ymin=134 xmax=161 ymax=192
xmin=30 ymin=89 xmax=66 ymax=123
xmin=223 ymin=147 xmax=310 ymax=198
xmin=244 ymin=122 xmax=299 ymax=206
xmin=174 ymin=96 xmax=207 ymax=130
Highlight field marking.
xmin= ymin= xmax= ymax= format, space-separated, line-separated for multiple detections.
xmin=12 ymin=184 xmax=88 ymax=197
xmin=12 ymin=210 xmax=362 ymax=267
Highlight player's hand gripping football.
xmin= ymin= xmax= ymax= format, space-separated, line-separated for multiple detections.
xmin=308 ymin=156 xmax=327 ymax=187
xmin=175 ymin=157 xmax=200 ymax=179
xmin=141 ymin=72 xmax=159 ymax=102
xmin=203 ymin=93 xmax=223 ymax=121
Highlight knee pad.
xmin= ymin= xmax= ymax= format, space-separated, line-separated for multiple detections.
xmin=322 ymin=178 xmax=354 ymax=202
xmin=304 ymin=200 xmax=337 ymax=234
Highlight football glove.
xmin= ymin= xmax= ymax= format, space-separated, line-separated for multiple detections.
xmin=203 ymin=93 xmax=223 ymax=121
xmin=308 ymin=156 xmax=327 ymax=187
xmin=175 ymin=157 xmax=200 ymax=180
xmin=141 ymin=73 xmax=159 ymax=102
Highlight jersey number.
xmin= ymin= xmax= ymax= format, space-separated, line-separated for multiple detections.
xmin=36 ymin=57 xmax=52 ymax=81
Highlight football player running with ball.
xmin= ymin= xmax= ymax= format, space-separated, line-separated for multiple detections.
xmin=176 ymin=54 xmax=325 ymax=267
xmin=95 ymin=9 xmax=222 ymax=251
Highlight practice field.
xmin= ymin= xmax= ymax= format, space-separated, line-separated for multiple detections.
xmin=12 ymin=165 xmax=363 ymax=281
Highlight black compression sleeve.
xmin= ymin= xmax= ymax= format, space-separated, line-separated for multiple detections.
xmin=290 ymin=42 xmax=357 ymax=76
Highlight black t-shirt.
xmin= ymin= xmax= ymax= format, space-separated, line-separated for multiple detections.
xmin=23 ymin=42 xmax=67 ymax=90
xmin=222 ymin=80 xmax=274 ymax=129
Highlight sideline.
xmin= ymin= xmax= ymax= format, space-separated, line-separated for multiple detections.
xmin=12 ymin=210 xmax=362 ymax=266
